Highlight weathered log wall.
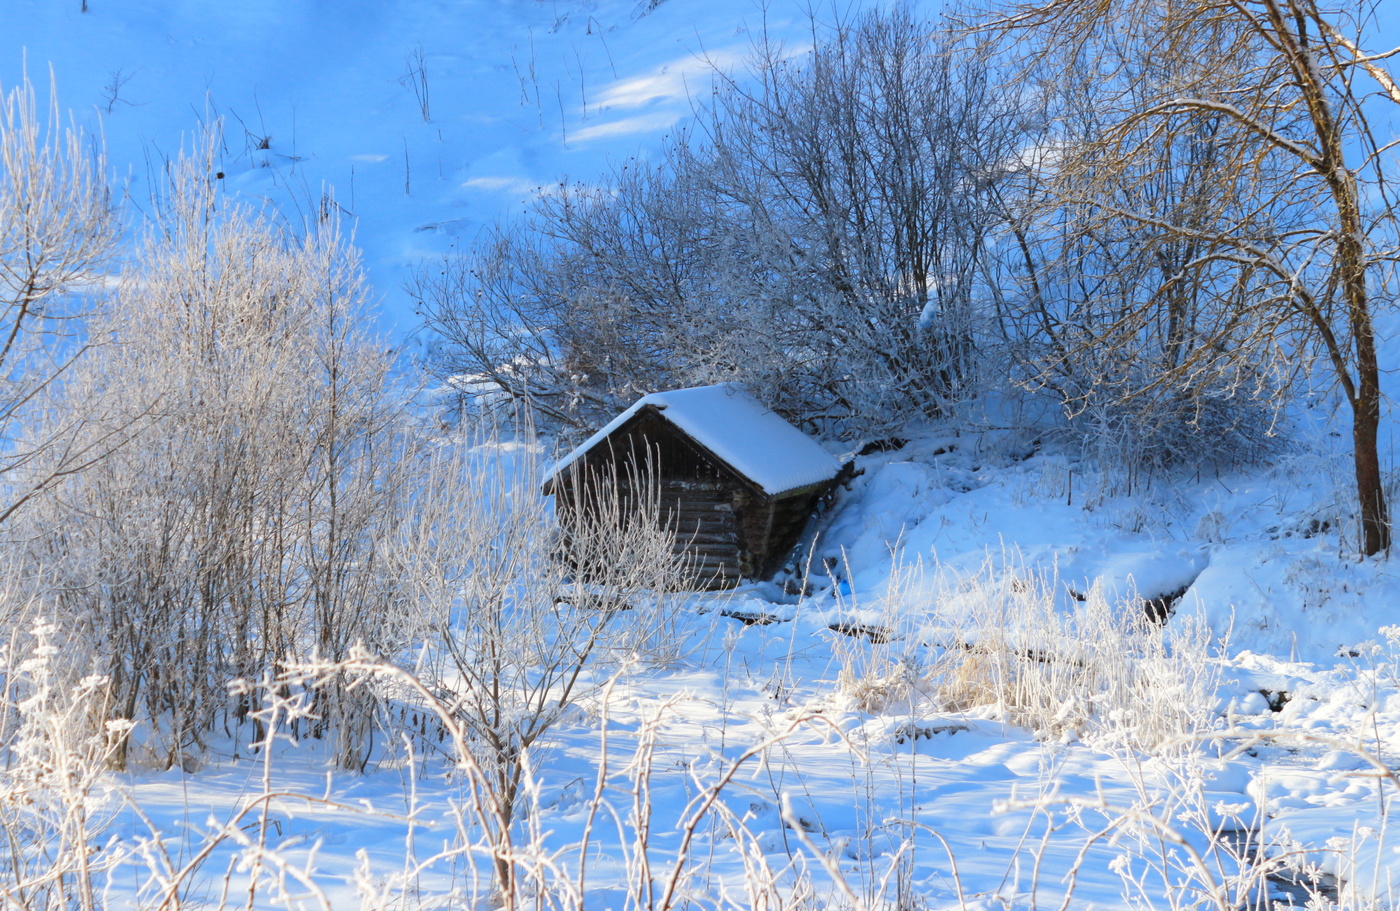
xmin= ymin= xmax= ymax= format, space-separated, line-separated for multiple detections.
xmin=550 ymin=406 xmax=829 ymax=590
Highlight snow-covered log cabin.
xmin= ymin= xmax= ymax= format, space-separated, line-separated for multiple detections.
xmin=542 ymin=384 xmax=842 ymax=590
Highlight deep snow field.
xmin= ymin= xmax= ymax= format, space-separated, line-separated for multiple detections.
xmin=9 ymin=0 xmax=1400 ymax=908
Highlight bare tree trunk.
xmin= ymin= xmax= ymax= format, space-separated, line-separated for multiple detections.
xmin=1354 ymin=383 xmax=1388 ymax=555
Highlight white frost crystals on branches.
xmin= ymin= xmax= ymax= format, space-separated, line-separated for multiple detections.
xmin=415 ymin=6 xmax=1018 ymax=440
xmin=0 ymin=620 xmax=128 ymax=911
xmin=0 ymin=70 xmax=122 ymax=526
xmin=15 ymin=131 xmax=404 ymax=772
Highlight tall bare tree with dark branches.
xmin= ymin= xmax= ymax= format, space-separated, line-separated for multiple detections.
xmin=989 ymin=0 xmax=1400 ymax=554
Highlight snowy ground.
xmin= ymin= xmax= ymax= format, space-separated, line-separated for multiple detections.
xmin=72 ymin=427 xmax=1400 ymax=909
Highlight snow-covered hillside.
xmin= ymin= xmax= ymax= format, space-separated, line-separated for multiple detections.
xmin=0 ymin=0 xmax=835 ymax=337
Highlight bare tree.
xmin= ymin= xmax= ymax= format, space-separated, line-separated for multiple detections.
xmin=988 ymin=0 xmax=1400 ymax=554
xmin=0 ymin=72 xmax=122 ymax=525
xmin=697 ymin=7 xmax=1015 ymax=428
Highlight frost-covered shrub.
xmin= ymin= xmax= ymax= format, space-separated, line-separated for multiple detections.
xmin=15 ymin=138 xmax=403 ymax=772
xmin=0 ymin=622 xmax=126 ymax=910
xmin=386 ymin=423 xmax=699 ymax=902
xmin=416 ymin=7 xmax=1016 ymax=440
xmin=1079 ymin=378 xmax=1284 ymax=475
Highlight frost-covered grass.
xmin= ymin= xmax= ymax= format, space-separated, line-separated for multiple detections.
xmin=825 ymin=557 xmax=1220 ymax=751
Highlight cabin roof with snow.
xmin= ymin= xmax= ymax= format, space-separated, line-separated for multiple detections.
xmin=543 ymin=384 xmax=841 ymax=498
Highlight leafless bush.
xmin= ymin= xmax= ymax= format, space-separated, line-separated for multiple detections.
xmin=416 ymin=7 xmax=1019 ymax=440
xmin=1076 ymin=373 xmax=1285 ymax=479
xmin=15 ymin=133 xmax=403 ymax=771
xmin=385 ymin=420 xmax=697 ymax=903
xmin=985 ymin=60 xmax=1292 ymax=478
